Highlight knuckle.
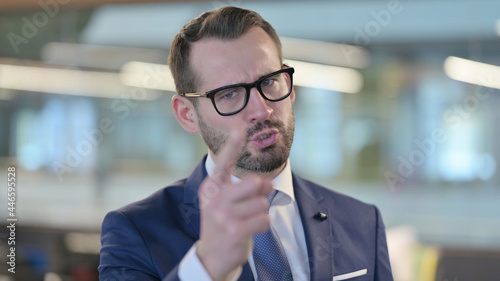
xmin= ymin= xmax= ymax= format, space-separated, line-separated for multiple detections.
xmin=247 ymin=175 xmax=261 ymax=186
xmin=260 ymin=214 xmax=271 ymax=229
xmin=213 ymin=170 xmax=230 ymax=185
xmin=227 ymin=222 xmax=239 ymax=236
xmin=227 ymin=221 xmax=245 ymax=239
xmin=213 ymin=208 xmax=230 ymax=224
xmin=259 ymin=197 xmax=268 ymax=210
xmin=199 ymin=181 xmax=221 ymax=202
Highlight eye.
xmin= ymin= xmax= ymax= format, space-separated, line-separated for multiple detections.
xmin=222 ymin=90 xmax=236 ymax=99
xmin=261 ymin=78 xmax=275 ymax=87
xmin=215 ymin=88 xmax=243 ymax=101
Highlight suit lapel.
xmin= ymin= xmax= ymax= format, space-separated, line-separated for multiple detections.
xmin=178 ymin=155 xmax=207 ymax=238
xmin=293 ymin=174 xmax=334 ymax=281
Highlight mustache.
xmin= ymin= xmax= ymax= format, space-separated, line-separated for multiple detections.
xmin=246 ymin=119 xmax=285 ymax=138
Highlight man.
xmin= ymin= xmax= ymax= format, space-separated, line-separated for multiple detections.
xmin=99 ymin=6 xmax=393 ymax=281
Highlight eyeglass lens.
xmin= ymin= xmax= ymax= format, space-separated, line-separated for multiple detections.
xmin=212 ymin=71 xmax=291 ymax=115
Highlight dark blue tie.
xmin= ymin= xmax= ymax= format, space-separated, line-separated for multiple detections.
xmin=252 ymin=190 xmax=293 ymax=281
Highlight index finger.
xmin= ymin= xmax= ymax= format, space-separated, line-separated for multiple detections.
xmin=211 ymin=130 xmax=245 ymax=185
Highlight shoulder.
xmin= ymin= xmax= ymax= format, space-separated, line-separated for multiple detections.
xmin=293 ymin=174 xmax=371 ymax=205
xmin=293 ymin=174 xmax=379 ymax=221
xmin=112 ymin=155 xmax=208 ymax=217
xmin=110 ymin=178 xmax=188 ymax=221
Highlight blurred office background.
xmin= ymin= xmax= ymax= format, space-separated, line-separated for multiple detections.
xmin=1 ymin=0 xmax=499 ymax=280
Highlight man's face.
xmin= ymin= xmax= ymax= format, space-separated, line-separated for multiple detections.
xmin=190 ymin=27 xmax=296 ymax=177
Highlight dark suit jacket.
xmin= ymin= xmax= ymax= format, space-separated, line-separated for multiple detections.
xmin=99 ymin=156 xmax=393 ymax=281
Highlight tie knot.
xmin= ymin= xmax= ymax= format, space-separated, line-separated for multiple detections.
xmin=265 ymin=190 xmax=278 ymax=213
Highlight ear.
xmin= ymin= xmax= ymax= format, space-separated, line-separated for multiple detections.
xmin=172 ymin=95 xmax=199 ymax=134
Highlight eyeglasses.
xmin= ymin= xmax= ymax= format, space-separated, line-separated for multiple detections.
xmin=182 ymin=67 xmax=295 ymax=116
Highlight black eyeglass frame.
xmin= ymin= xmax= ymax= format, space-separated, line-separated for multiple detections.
xmin=181 ymin=67 xmax=295 ymax=116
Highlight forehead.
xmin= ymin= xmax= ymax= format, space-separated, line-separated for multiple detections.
xmin=189 ymin=27 xmax=281 ymax=91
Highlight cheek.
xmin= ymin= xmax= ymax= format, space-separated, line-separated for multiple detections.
xmin=274 ymin=101 xmax=294 ymax=118
xmin=198 ymin=105 xmax=237 ymax=131
xmin=196 ymin=100 xmax=218 ymax=122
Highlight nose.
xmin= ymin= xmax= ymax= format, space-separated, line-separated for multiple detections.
xmin=244 ymin=87 xmax=273 ymax=124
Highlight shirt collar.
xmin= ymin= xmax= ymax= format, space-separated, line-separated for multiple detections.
xmin=205 ymin=153 xmax=295 ymax=202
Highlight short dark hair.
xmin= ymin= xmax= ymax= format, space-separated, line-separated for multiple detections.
xmin=168 ymin=6 xmax=282 ymax=102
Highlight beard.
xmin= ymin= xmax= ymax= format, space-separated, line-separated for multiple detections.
xmin=198 ymin=113 xmax=295 ymax=174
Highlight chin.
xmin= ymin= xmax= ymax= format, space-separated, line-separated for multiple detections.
xmin=237 ymin=144 xmax=289 ymax=173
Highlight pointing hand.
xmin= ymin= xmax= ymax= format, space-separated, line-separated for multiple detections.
xmin=197 ymin=130 xmax=273 ymax=281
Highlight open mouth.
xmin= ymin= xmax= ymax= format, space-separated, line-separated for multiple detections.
xmin=258 ymin=134 xmax=272 ymax=141
xmin=251 ymin=129 xmax=279 ymax=149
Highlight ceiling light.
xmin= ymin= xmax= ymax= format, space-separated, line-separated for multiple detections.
xmin=444 ymin=56 xmax=500 ymax=90
xmin=120 ymin=60 xmax=363 ymax=94
xmin=0 ymin=64 xmax=159 ymax=99
xmin=281 ymin=37 xmax=369 ymax=69
xmin=284 ymin=59 xmax=363 ymax=93
xmin=120 ymin=61 xmax=176 ymax=92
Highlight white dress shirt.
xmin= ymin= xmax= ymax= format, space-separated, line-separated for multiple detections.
xmin=178 ymin=154 xmax=310 ymax=281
